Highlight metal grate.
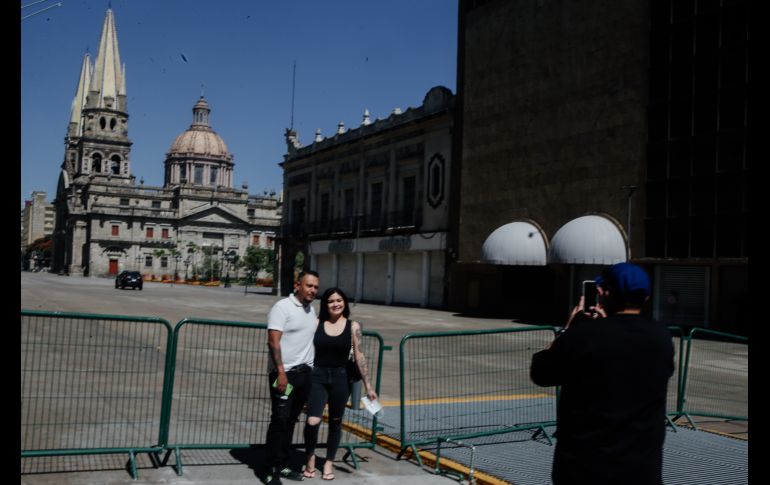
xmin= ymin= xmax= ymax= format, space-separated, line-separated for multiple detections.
xmin=399 ymin=327 xmax=557 ymax=449
xmin=431 ymin=426 xmax=747 ymax=485
xmin=21 ymin=311 xmax=171 ymax=453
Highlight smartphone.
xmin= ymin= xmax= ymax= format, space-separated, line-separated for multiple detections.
xmin=272 ymin=379 xmax=294 ymax=396
xmin=582 ymin=280 xmax=598 ymax=310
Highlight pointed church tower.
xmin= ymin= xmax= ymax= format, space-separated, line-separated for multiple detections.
xmin=63 ymin=53 xmax=92 ymax=178
xmin=68 ymin=8 xmax=133 ymax=182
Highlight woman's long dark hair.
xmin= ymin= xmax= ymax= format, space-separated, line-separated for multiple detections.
xmin=317 ymin=287 xmax=351 ymax=323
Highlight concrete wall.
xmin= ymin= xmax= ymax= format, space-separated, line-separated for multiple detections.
xmin=457 ymin=0 xmax=648 ymax=262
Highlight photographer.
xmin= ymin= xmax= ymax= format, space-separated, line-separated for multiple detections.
xmin=530 ymin=263 xmax=675 ymax=485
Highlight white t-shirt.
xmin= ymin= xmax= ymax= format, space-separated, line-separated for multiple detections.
xmin=266 ymin=293 xmax=316 ymax=372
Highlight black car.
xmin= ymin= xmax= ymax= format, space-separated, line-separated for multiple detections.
xmin=115 ymin=271 xmax=143 ymax=290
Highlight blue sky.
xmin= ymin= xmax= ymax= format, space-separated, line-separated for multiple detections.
xmin=21 ymin=0 xmax=458 ymax=207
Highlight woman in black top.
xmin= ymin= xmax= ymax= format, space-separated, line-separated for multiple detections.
xmin=303 ymin=287 xmax=377 ymax=481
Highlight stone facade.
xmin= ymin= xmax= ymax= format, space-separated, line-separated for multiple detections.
xmin=52 ymin=9 xmax=280 ymax=279
xmin=279 ymin=87 xmax=454 ymax=307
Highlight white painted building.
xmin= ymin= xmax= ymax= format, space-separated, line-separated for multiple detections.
xmin=279 ymin=87 xmax=454 ymax=307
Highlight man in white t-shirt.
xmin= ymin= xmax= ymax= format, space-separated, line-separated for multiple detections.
xmin=265 ymin=270 xmax=319 ymax=484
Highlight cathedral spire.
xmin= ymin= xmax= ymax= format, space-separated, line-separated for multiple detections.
xmin=88 ymin=8 xmax=125 ymax=111
xmin=71 ymin=8 xmax=133 ymax=183
xmin=68 ymin=53 xmax=92 ymax=138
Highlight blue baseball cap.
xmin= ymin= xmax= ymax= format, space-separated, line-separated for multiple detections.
xmin=595 ymin=262 xmax=651 ymax=297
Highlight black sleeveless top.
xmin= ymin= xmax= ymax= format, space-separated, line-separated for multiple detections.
xmin=313 ymin=319 xmax=352 ymax=368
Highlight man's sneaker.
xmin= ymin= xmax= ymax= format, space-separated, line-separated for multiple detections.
xmin=265 ymin=473 xmax=282 ymax=485
xmin=279 ymin=467 xmax=305 ymax=481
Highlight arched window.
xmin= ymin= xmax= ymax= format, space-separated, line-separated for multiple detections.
xmin=100 ymin=117 xmax=107 ymax=130
xmin=91 ymin=154 xmax=102 ymax=173
xmin=110 ymin=155 xmax=121 ymax=175
xmin=110 ymin=118 xmax=117 ymax=131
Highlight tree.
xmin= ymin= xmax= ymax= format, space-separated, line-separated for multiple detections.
xmin=242 ymin=247 xmax=275 ymax=281
xmin=24 ymin=236 xmax=53 ymax=270
xmin=200 ymin=245 xmax=222 ymax=281
xmin=169 ymin=246 xmax=182 ymax=280
xmin=294 ymin=251 xmax=304 ymax=274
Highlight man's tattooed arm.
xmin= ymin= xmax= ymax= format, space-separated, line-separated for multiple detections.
xmin=268 ymin=329 xmax=288 ymax=391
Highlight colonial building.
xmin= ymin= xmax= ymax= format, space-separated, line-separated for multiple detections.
xmin=450 ymin=0 xmax=748 ymax=334
xmin=279 ymin=87 xmax=454 ymax=307
xmin=52 ymin=9 xmax=280 ymax=278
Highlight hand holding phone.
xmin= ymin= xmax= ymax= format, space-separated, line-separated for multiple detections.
xmin=582 ymin=280 xmax=598 ymax=313
xmin=273 ymin=378 xmax=293 ymax=396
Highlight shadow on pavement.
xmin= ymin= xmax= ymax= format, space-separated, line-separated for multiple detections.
xmin=229 ymin=445 xmax=309 ymax=483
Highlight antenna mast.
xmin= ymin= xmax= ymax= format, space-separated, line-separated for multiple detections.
xmin=290 ymin=61 xmax=296 ymax=130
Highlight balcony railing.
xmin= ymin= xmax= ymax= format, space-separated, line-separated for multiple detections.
xmin=280 ymin=210 xmax=422 ymax=239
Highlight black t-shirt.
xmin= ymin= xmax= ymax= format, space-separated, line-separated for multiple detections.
xmin=531 ymin=314 xmax=675 ymax=484
xmin=313 ymin=319 xmax=352 ymax=368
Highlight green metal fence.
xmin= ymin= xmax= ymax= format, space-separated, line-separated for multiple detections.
xmin=20 ymin=309 xmax=748 ymax=479
xmin=162 ymin=318 xmax=385 ymax=475
xmin=676 ymin=328 xmax=748 ymax=426
xmin=20 ymin=310 xmax=174 ymax=479
xmin=667 ymin=326 xmax=686 ymax=419
xmin=397 ymin=326 xmax=558 ymax=461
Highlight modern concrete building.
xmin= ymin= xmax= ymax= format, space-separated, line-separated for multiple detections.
xmin=278 ymin=87 xmax=454 ymax=307
xmin=52 ymin=9 xmax=280 ymax=279
xmin=449 ymin=0 xmax=749 ymax=334
xmin=21 ymin=191 xmax=56 ymax=251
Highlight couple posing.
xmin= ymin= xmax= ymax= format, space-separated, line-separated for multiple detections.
xmin=264 ymin=270 xmax=378 ymax=484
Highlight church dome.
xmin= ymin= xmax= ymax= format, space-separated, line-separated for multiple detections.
xmin=167 ymin=97 xmax=232 ymax=161
xmin=169 ymin=128 xmax=230 ymax=159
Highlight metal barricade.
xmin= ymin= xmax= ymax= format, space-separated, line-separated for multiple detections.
xmin=678 ymin=328 xmax=748 ymax=426
xmin=162 ymin=318 xmax=385 ymax=474
xmin=20 ymin=310 xmax=174 ymax=479
xmin=339 ymin=330 xmax=387 ymax=468
xmin=667 ymin=326 xmax=686 ymax=420
xmin=397 ymin=326 xmax=558 ymax=464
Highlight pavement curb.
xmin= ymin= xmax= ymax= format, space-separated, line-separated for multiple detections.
xmin=345 ymin=422 xmax=511 ymax=485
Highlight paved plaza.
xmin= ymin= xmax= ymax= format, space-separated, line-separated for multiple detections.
xmin=20 ymin=271 xmax=525 ymax=402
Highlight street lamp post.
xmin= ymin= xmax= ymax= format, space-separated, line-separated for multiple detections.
xmin=174 ymin=254 xmax=181 ymax=283
xmin=621 ymin=185 xmax=637 ymax=259
xmin=136 ymin=255 xmax=143 ymax=273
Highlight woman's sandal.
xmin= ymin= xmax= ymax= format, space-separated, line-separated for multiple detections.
xmin=303 ymin=468 xmax=317 ymax=479
xmin=321 ymin=472 xmax=335 ymax=481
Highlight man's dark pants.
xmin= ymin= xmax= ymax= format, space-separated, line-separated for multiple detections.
xmin=265 ymin=364 xmax=312 ymax=472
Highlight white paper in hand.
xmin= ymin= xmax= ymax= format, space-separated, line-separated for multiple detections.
xmin=360 ymin=396 xmax=383 ymax=418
